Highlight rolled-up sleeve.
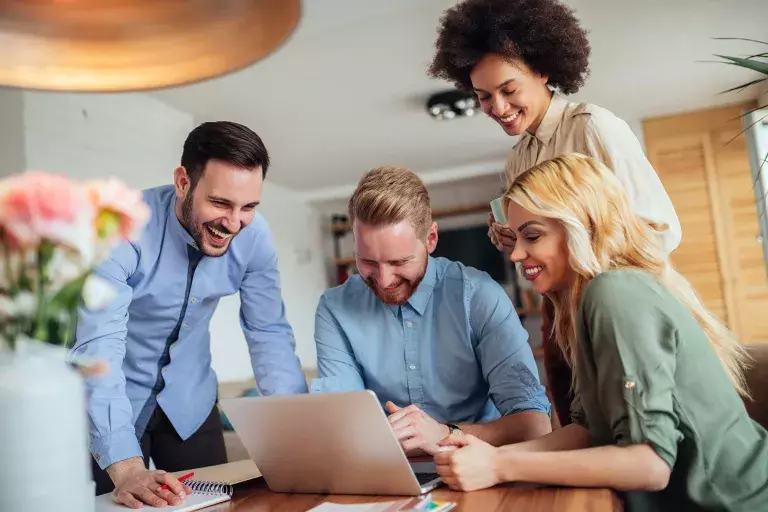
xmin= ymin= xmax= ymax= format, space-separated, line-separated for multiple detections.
xmin=69 ymin=242 xmax=141 ymax=469
xmin=570 ymin=391 xmax=588 ymax=429
xmin=579 ymin=273 xmax=682 ymax=469
xmin=240 ymin=219 xmax=308 ymax=395
xmin=311 ymin=294 xmax=365 ymax=394
xmin=469 ymin=276 xmax=550 ymax=416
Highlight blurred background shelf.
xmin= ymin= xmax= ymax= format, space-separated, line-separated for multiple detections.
xmin=330 ymin=203 xmax=490 ymax=234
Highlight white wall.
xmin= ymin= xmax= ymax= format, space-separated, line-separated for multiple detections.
xmin=208 ymin=182 xmax=327 ymax=380
xmin=23 ymin=92 xmax=191 ymax=185
xmin=15 ymin=91 xmax=325 ymax=382
xmin=0 ymin=89 xmax=26 ymax=176
xmin=626 ymin=118 xmax=646 ymax=151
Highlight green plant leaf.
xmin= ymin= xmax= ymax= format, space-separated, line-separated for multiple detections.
xmin=48 ymin=273 xmax=88 ymax=312
xmin=45 ymin=273 xmax=88 ymax=346
xmin=17 ymin=271 xmax=31 ymax=292
xmin=32 ymin=243 xmax=51 ymax=342
xmin=734 ymin=104 xmax=768 ymax=121
xmin=713 ymin=37 xmax=768 ymax=46
xmin=714 ymin=55 xmax=768 ymax=75
xmin=39 ymin=240 xmax=55 ymax=269
xmin=725 ymin=109 xmax=768 ymax=145
xmin=719 ymin=78 xmax=767 ymax=95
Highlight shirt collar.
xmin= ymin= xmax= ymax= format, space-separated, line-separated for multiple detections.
xmin=405 ymin=256 xmax=438 ymax=316
xmin=532 ymin=92 xmax=568 ymax=146
xmin=168 ymin=194 xmax=198 ymax=249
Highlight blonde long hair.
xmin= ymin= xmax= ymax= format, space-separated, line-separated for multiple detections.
xmin=503 ymin=154 xmax=750 ymax=396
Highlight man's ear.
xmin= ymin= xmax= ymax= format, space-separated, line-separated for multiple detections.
xmin=425 ymin=222 xmax=438 ymax=254
xmin=173 ymin=166 xmax=190 ymax=198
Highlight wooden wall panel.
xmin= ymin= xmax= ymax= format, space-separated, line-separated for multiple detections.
xmin=647 ymin=138 xmax=728 ymax=322
xmin=644 ymin=102 xmax=768 ymax=343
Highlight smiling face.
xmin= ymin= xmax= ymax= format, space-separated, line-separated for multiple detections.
xmin=505 ymin=200 xmax=572 ymax=295
xmin=175 ymin=159 xmax=262 ymax=257
xmin=470 ymin=53 xmax=552 ymax=137
xmin=353 ymin=219 xmax=437 ymax=305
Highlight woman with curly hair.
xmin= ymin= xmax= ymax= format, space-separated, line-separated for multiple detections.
xmin=428 ymin=0 xmax=681 ymax=427
xmin=433 ymin=155 xmax=768 ymax=511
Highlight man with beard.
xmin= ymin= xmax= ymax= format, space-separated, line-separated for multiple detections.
xmin=312 ymin=166 xmax=551 ymax=456
xmin=71 ymin=121 xmax=307 ymax=508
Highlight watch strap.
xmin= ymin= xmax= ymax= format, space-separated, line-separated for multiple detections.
xmin=445 ymin=423 xmax=464 ymax=435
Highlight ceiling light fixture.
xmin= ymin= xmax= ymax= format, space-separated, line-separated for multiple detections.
xmin=426 ymin=89 xmax=477 ymax=121
xmin=0 ymin=0 xmax=301 ymax=92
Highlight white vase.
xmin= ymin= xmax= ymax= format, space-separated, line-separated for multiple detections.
xmin=0 ymin=338 xmax=94 ymax=512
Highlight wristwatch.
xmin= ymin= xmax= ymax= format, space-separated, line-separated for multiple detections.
xmin=445 ymin=423 xmax=464 ymax=436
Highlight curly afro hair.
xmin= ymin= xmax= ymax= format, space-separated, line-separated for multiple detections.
xmin=428 ymin=0 xmax=591 ymax=95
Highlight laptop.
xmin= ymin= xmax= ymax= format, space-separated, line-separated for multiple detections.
xmin=219 ymin=390 xmax=443 ymax=496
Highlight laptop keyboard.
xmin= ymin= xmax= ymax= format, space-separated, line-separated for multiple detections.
xmin=416 ymin=473 xmax=440 ymax=485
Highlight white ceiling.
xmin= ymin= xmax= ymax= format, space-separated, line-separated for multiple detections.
xmin=152 ymin=0 xmax=768 ymax=200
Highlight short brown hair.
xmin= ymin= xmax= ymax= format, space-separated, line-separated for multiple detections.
xmin=348 ymin=166 xmax=432 ymax=239
xmin=182 ymin=121 xmax=269 ymax=188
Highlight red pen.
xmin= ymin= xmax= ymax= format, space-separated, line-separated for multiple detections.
xmin=159 ymin=471 xmax=194 ymax=492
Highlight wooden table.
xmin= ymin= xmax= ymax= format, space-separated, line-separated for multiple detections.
xmin=225 ymin=478 xmax=624 ymax=511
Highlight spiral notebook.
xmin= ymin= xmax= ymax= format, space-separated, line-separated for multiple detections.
xmin=95 ymin=479 xmax=233 ymax=511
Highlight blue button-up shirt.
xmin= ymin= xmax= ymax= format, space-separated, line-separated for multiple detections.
xmin=71 ymin=185 xmax=307 ymax=469
xmin=311 ymin=256 xmax=549 ymax=423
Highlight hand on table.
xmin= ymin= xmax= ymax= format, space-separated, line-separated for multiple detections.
xmin=487 ymin=213 xmax=515 ymax=252
xmin=385 ymin=401 xmax=450 ymax=456
xmin=107 ymin=457 xmax=193 ymax=509
xmin=434 ymin=434 xmax=501 ymax=492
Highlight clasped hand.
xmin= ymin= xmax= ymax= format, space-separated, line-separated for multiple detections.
xmin=385 ymin=401 xmax=502 ymax=491
xmin=487 ymin=213 xmax=515 ymax=252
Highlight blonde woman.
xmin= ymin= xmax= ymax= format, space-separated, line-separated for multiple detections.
xmin=434 ymin=154 xmax=768 ymax=511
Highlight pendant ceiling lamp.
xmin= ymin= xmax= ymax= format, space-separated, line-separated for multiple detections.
xmin=0 ymin=0 xmax=301 ymax=92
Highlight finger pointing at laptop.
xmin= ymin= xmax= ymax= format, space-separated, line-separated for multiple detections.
xmin=386 ymin=402 xmax=455 ymax=456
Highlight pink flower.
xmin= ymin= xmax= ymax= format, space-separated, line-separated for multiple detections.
xmin=83 ymin=178 xmax=150 ymax=243
xmin=0 ymin=172 xmax=96 ymax=255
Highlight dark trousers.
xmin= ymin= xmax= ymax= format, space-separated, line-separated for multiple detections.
xmin=542 ymin=297 xmax=574 ymax=427
xmin=92 ymin=404 xmax=227 ymax=495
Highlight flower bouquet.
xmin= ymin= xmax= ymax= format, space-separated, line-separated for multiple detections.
xmin=0 ymin=171 xmax=149 ymax=512
xmin=0 ymin=172 xmax=149 ymax=351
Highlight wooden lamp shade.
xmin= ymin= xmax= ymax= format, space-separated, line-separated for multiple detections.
xmin=0 ymin=0 xmax=301 ymax=92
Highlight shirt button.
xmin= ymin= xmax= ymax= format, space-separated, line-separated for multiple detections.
xmin=190 ymin=297 xmax=197 ymax=303
xmin=162 ymin=367 xmax=168 ymax=373
xmin=182 ymin=323 xmax=190 ymax=329
xmin=408 ymin=364 xmax=416 ymax=371
xmin=406 ymin=321 xmax=413 ymax=328
xmin=624 ymin=379 xmax=636 ymax=389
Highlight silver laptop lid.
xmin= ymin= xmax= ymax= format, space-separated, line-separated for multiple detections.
xmin=220 ymin=390 xmax=436 ymax=495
